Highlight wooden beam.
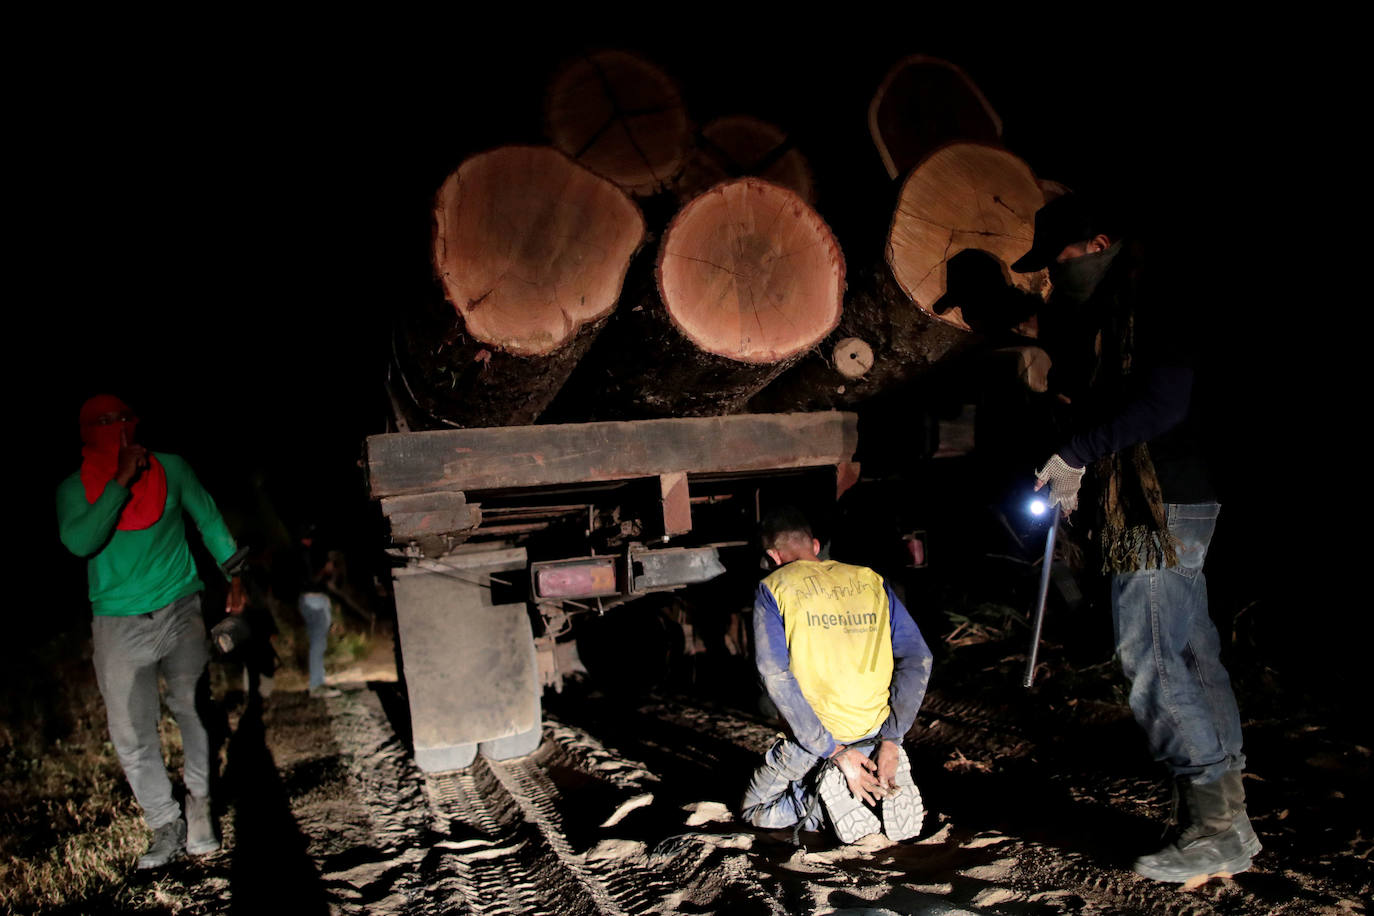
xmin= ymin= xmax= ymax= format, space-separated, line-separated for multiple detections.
xmin=660 ymin=472 xmax=691 ymax=537
xmin=365 ymin=411 xmax=859 ymax=498
xmin=379 ymin=491 xmax=481 ymax=539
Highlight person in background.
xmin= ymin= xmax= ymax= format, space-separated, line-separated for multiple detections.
xmin=296 ymin=526 xmax=340 ymax=699
xmin=56 ymin=394 xmax=242 ymax=869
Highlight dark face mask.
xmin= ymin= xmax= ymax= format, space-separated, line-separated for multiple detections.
xmin=1048 ymin=241 xmax=1122 ymax=305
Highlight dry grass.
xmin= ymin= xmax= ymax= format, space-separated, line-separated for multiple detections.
xmin=0 ymin=604 xmax=378 ymax=914
xmin=0 ymin=698 xmax=199 ymax=914
xmin=0 ymin=638 xmax=198 ymax=915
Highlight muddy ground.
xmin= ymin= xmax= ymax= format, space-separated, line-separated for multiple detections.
xmin=32 ymin=611 xmax=1368 ymax=916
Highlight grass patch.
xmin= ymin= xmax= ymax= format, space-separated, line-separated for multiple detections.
xmin=329 ymin=626 xmax=372 ymax=665
xmin=0 ymin=663 xmax=198 ymax=914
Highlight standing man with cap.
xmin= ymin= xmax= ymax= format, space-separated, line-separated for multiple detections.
xmin=1014 ymin=194 xmax=1258 ymax=883
xmin=56 ymin=394 xmax=242 ymax=869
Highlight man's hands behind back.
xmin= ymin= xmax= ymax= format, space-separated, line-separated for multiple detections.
xmin=831 ymin=746 xmax=885 ymax=806
xmin=875 ymin=740 xmax=901 ymax=795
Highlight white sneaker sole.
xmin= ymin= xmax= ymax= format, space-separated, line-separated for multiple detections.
xmin=880 ymin=745 xmax=924 ymax=841
xmin=818 ymin=763 xmax=882 ymax=843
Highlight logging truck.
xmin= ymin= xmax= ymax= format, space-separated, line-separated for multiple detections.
xmin=363 ymin=413 xmax=860 ymax=772
xmin=362 ymin=60 xmax=1048 ymax=769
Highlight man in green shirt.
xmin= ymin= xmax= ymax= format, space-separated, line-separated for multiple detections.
xmin=56 ymin=394 xmax=241 ymax=869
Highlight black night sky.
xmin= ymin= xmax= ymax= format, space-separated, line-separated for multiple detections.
xmin=21 ymin=20 xmax=1326 ymax=677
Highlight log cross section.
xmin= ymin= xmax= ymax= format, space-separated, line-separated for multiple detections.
xmin=365 ymin=412 xmax=859 ymax=498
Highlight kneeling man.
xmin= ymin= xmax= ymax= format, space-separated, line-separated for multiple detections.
xmin=742 ymin=508 xmax=933 ymax=843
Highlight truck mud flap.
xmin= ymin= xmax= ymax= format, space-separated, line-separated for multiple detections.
xmin=392 ymin=546 xmax=540 ymax=771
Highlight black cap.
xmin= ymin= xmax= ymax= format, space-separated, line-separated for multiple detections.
xmin=1011 ymin=193 xmax=1101 ymax=273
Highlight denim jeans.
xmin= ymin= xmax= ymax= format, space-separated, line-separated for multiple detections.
xmin=92 ymin=592 xmax=211 ymax=828
xmin=1111 ymin=502 xmax=1244 ymax=785
xmin=299 ymin=592 xmax=332 ymax=689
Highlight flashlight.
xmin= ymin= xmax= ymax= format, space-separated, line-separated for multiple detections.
xmin=1028 ymin=495 xmax=1050 ymax=517
xmin=1024 ymin=494 xmax=1060 ymax=688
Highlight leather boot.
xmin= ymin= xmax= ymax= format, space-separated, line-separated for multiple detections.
xmin=185 ymin=795 xmax=220 ymax=855
xmin=1133 ymin=777 xmax=1252 ymax=882
xmin=136 ymin=818 xmax=186 ymax=870
xmin=1221 ymin=769 xmax=1261 ymax=858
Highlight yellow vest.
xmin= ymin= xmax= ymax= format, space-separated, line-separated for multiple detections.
xmin=764 ymin=560 xmax=893 ymax=743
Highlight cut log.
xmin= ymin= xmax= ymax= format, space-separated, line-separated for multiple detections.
xmin=869 ymin=55 xmax=1002 ymax=181
xmin=750 ymin=143 xmax=1046 ymax=412
xmin=394 ymin=146 xmax=645 ymax=429
xmin=675 ymin=115 xmax=815 ymax=205
xmin=545 ymin=50 xmax=693 ymax=197
xmin=546 ymin=178 xmax=844 ymax=420
xmin=887 ymin=142 xmax=1048 ymax=327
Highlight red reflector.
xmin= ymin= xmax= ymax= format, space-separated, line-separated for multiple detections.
xmin=535 ymin=561 xmax=617 ymax=598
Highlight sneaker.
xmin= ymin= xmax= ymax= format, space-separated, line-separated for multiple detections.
xmin=309 ymin=685 xmax=342 ymax=698
xmin=817 ymin=761 xmax=882 ymax=843
xmin=880 ymin=745 xmax=925 ymax=841
xmin=185 ymin=795 xmax=220 ymax=855
xmin=136 ymin=818 xmax=186 ymax=870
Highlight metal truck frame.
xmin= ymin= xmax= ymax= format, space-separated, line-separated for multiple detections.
xmin=364 ymin=411 xmax=859 ymax=772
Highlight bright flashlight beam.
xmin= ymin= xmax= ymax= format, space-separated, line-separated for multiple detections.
xmin=1029 ymin=498 xmax=1048 ymax=517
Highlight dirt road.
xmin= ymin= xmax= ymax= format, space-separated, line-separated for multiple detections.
xmin=108 ymin=637 xmax=1369 ymax=916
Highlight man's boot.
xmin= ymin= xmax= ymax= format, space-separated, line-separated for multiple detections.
xmin=1222 ymin=769 xmax=1261 ymax=858
xmin=136 ymin=818 xmax=186 ymax=870
xmin=185 ymin=795 xmax=220 ymax=855
xmin=1133 ymin=777 xmax=1252 ymax=883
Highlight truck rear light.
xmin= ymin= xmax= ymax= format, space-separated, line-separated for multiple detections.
xmin=532 ymin=558 xmax=619 ymax=599
xmin=902 ymin=531 xmax=927 ymax=568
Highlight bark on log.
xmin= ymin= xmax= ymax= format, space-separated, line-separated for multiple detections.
xmin=750 ymin=143 xmax=1046 ymax=412
xmin=869 ymin=55 xmax=1002 ymax=181
xmin=675 ymin=115 xmax=815 ymax=205
xmin=393 ymin=146 xmax=645 ymax=429
xmin=546 ymin=178 xmax=844 ymax=420
xmin=545 ymin=50 xmax=693 ymax=197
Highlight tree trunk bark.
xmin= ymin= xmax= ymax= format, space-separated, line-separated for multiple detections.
xmin=545 ymin=50 xmax=693 ymax=198
xmin=545 ymin=178 xmax=844 ymax=420
xmin=394 ymin=146 xmax=645 ymax=429
xmin=750 ymin=143 xmax=1047 ymax=411
xmin=869 ymin=55 xmax=1002 ymax=181
xmin=675 ymin=115 xmax=815 ymax=206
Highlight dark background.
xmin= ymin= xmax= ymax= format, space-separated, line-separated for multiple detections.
xmin=18 ymin=20 xmax=1328 ymax=695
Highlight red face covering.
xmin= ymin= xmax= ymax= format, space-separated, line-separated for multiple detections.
xmin=79 ymin=394 xmax=168 ymax=530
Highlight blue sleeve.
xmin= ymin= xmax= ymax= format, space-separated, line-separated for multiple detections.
xmin=1059 ymin=366 xmax=1193 ymax=469
xmin=753 ymin=582 xmax=837 ymax=758
xmin=877 ymin=582 xmax=932 ymax=742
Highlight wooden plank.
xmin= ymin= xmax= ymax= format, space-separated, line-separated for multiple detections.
xmin=836 ymin=461 xmax=862 ymax=501
xmin=387 ymin=505 xmax=482 ymax=540
xmin=380 ymin=491 xmax=479 ymax=539
xmin=365 ymin=411 xmax=859 ymax=498
xmin=380 ymin=491 xmax=467 ymax=516
xmin=660 ymin=472 xmax=691 ymax=537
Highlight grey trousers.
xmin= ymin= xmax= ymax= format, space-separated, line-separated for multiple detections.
xmin=742 ymin=736 xmax=825 ymax=830
xmin=92 ymin=592 xmax=211 ymax=828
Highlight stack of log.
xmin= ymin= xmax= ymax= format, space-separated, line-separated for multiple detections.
xmin=389 ymin=50 xmax=1051 ymax=430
